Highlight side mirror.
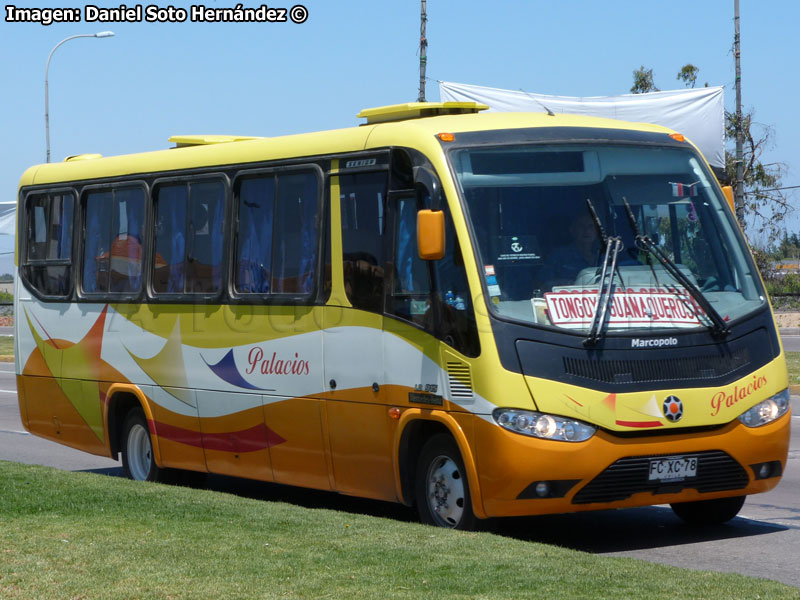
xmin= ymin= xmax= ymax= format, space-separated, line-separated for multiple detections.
xmin=417 ymin=209 xmax=445 ymax=260
xmin=721 ymin=186 xmax=734 ymax=212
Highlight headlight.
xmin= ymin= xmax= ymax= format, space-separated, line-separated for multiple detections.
xmin=738 ymin=389 xmax=790 ymax=428
xmin=493 ymin=408 xmax=596 ymax=442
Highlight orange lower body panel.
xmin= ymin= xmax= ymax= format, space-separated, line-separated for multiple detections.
xmin=19 ymin=374 xmax=107 ymax=457
xmin=473 ymin=410 xmax=791 ymax=518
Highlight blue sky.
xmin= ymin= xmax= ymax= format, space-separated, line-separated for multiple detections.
xmin=2 ymin=0 xmax=798 ymax=276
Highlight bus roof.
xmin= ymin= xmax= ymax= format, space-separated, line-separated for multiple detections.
xmin=18 ymin=104 xmax=678 ymax=189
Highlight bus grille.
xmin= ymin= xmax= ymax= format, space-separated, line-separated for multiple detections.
xmin=572 ymin=450 xmax=749 ymax=504
xmin=563 ymin=348 xmax=750 ymax=385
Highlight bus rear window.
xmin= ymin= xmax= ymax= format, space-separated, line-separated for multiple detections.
xmin=23 ymin=191 xmax=74 ymax=297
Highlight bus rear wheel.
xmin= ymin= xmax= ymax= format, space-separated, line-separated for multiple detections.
xmin=121 ymin=408 xmax=164 ymax=482
xmin=415 ymin=434 xmax=477 ymax=530
xmin=670 ymin=495 xmax=746 ymax=525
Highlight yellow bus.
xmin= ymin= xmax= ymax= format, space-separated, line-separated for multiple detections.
xmin=15 ymin=102 xmax=791 ymax=529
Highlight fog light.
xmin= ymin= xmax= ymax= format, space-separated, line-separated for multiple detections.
xmin=751 ymin=461 xmax=782 ymax=480
xmin=517 ymin=479 xmax=581 ymax=500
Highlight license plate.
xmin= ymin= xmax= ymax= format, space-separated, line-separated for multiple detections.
xmin=648 ymin=456 xmax=698 ymax=481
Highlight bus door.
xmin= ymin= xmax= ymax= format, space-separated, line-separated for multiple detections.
xmin=384 ymin=178 xmax=481 ymax=414
xmin=322 ymin=164 xmax=396 ymax=500
xmin=383 ymin=191 xmax=445 ymax=403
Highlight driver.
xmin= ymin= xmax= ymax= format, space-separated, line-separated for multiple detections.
xmin=542 ymin=210 xmax=601 ymax=287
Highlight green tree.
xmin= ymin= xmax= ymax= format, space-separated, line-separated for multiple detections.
xmin=722 ymin=108 xmax=788 ymax=244
xmin=676 ymin=64 xmax=699 ymax=88
xmin=630 ymin=66 xmax=659 ymax=94
xmin=630 ymin=64 xmax=788 ymax=244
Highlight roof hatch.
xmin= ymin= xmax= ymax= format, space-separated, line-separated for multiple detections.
xmin=64 ymin=153 xmax=103 ymax=162
xmin=357 ymin=102 xmax=489 ymax=125
xmin=168 ymin=135 xmax=263 ymax=148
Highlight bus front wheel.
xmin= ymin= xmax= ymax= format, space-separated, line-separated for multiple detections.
xmin=121 ymin=408 xmax=164 ymax=482
xmin=670 ymin=495 xmax=746 ymax=526
xmin=415 ymin=434 xmax=477 ymax=530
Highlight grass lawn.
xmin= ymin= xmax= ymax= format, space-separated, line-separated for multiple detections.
xmin=0 ymin=461 xmax=796 ymax=599
xmin=784 ymin=351 xmax=800 ymax=386
xmin=0 ymin=335 xmax=12 ymax=356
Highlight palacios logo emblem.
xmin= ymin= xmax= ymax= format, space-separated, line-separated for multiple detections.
xmin=511 ymin=237 xmax=523 ymax=253
xmin=662 ymin=396 xmax=684 ymax=422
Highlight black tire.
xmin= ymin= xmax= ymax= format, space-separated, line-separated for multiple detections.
xmin=415 ymin=434 xmax=477 ymax=530
xmin=170 ymin=469 xmax=208 ymax=488
xmin=670 ymin=495 xmax=746 ymax=526
xmin=121 ymin=408 xmax=165 ymax=482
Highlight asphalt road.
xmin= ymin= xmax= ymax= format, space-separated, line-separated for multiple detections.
xmin=781 ymin=330 xmax=800 ymax=352
xmin=0 ymin=361 xmax=798 ymax=588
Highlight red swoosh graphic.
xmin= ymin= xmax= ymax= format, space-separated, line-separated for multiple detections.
xmin=615 ymin=420 xmax=663 ymax=428
xmin=151 ymin=420 xmax=286 ymax=453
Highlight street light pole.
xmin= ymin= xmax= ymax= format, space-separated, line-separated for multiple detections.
xmin=45 ymin=31 xmax=114 ymax=163
xmin=734 ymin=0 xmax=744 ymax=225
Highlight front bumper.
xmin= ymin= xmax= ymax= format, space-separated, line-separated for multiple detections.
xmin=473 ymin=408 xmax=791 ymax=518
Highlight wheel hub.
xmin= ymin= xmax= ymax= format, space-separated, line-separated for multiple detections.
xmin=427 ymin=455 xmax=465 ymax=527
xmin=127 ymin=423 xmax=152 ymax=481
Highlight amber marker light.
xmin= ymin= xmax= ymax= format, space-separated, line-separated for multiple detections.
xmin=437 ymin=132 xmax=455 ymax=142
xmin=669 ymin=133 xmax=686 ymax=142
xmin=388 ymin=407 xmax=402 ymax=420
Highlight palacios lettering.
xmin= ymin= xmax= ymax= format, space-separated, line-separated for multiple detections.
xmin=246 ymin=347 xmax=310 ymax=376
xmin=710 ymin=375 xmax=767 ymax=416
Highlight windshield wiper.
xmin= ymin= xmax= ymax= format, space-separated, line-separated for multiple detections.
xmin=584 ymin=199 xmax=623 ymax=346
xmin=622 ymin=198 xmax=729 ymax=338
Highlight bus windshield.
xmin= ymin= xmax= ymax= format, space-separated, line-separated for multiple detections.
xmin=451 ymin=143 xmax=765 ymax=333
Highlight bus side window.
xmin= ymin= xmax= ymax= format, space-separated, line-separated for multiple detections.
xmin=153 ymin=185 xmax=188 ymax=294
xmin=83 ymin=191 xmax=113 ymax=293
xmin=83 ymin=186 xmax=145 ymax=295
xmin=271 ymin=173 xmax=319 ymax=295
xmin=153 ymin=180 xmax=225 ymax=295
xmin=432 ymin=206 xmax=480 ymax=357
xmin=388 ymin=194 xmax=479 ymax=356
xmin=234 ymin=177 xmax=274 ymax=294
xmin=23 ymin=192 xmax=74 ymax=297
xmin=340 ymin=172 xmax=387 ymax=312
xmin=390 ymin=195 xmax=432 ymax=328
xmin=187 ymin=181 xmax=225 ymax=294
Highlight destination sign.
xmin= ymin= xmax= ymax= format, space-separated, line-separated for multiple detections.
xmin=544 ymin=286 xmax=706 ymax=329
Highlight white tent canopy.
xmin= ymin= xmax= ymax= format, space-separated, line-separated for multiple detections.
xmin=0 ymin=202 xmax=15 ymax=237
xmin=439 ymin=81 xmax=725 ymax=169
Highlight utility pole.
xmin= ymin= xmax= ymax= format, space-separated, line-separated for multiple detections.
xmin=734 ymin=0 xmax=745 ymax=224
xmin=418 ymin=0 xmax=427 ymax=102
